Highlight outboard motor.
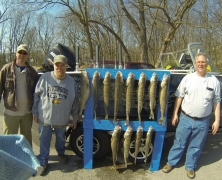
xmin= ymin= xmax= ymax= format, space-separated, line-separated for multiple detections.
xmin=42 ymin=43 xmax=76 ymax=71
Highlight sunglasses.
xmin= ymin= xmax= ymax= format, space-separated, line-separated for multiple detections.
xmin=18 ymin=51 xmax=28 ymax=55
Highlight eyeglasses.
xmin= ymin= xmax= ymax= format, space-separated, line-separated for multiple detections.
xmin=18 ymin=51 xmax=28 ymax=55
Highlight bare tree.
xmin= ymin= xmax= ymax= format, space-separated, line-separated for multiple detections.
xmin=120 ymin=0 xmax=149 ymax=62
xmin=36 ymin=13 xmax=56 ymax=55
xmin=0 ymin=0 xmax=13 ymax=24
xmin=31 ymin=0 xmax=94 ymax=59
xmin=0 ymin=0 xmax=15 ymax=65
xmin=144 ymin=0 xmax=197 ymax=67
xmin=87 ymin=0 xmax=132 ymax=61
xmin=2 ymin=0 xmax=222 ymax=70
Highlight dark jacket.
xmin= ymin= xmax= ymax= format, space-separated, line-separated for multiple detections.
xmin=0 ymin=60 xmax=39 ymax=111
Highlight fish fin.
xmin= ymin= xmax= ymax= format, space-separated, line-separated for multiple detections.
xmin=149 ymin=112 xmax=154 ymax=120
xmin=158 ymin=118 xmax=165 ymax=126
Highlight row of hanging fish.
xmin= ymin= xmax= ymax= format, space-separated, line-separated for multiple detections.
xmin=78 ymin=70 xmax=169 ymax=125
xmin=111 ymin=125 xmax=154 ymax=169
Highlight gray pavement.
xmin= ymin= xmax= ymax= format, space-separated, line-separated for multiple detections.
xmin=0 ymin=102 xmax=222 ymax=180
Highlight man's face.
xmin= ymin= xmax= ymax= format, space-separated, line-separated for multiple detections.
xmin=54 ymin=62 xmax=67 ymax=79
xmin=16 ymin=51 xmax=29 ymax=65
xmin=195 ymin=55 xmax=207 ymax=75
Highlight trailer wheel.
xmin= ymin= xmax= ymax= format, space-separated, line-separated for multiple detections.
xmin=121 ymin=133 xmax=153 ymax=164
xmin=69 ymin=127 xmax=109 ymax=160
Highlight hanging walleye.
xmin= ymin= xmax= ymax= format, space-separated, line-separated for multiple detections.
xmin=114 ymin=71 xmax=124 ymax=122
xmin=137 ymin=72 xmax=146 ymax=124
xmin=103 ymin=72 xmax=111 ymax=119
xmin=158 ymin=74 xmax=169 ymax=126
xmin=92 ymin=71 xmax=100 ymax=119
xmin=125 ymin=72 xmax=135 ymax=125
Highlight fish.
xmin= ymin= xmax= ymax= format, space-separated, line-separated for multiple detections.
xmin=125 ymin=72 xmax=135 ymax=125
xmin=92 ymin=71 xmax=100 ymax=119
xmin=144 ymin=126 xmax=154 ymax=163
xmin=158 ymin=74 xmax=169 ymax=125
xmin=123 ymin=125 xmax=133 ymax=168
xmin=149 ymin=72 xmax=158 ymax=120
xmin=111 ymin=125 xmax=121 ymax=169
xmin=114 ymin=71 xmax=124 ymax=122
xmin=134 ymin=126 xmax=143 ymax=164
xmin=137 ymin=72 xmax=146 ymax=124
xmin=78 ymin=71 xmax=90 ymax=121
xmin=103 ymin=72 xmax=111 ymax=119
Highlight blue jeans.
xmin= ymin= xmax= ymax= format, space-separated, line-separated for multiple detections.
xmin=37 ymin=123 xmax=66 ymax=166
xmin=167 ymin=113 xmax=209 ymax=170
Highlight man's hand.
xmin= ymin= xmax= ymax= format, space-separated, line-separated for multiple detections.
xmin=70 ymin=122 xmax=77 ymax=129
xmin=33 ymin=115 xmax=39 ymax=123
xmin=212 ymin=121 xmax=220 ymax=135
xmin=171 ymin=114 xmax=178 ymax=126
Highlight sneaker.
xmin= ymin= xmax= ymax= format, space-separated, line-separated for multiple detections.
xmin=186 ymin=168 xmax=195 ymax=179
xmin=162 ymin=164 xmax=173 ymax=173
xmin=58 ymin=154 xmax=68 ymax=164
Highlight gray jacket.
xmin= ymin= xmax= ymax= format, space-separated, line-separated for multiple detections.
xmin=32 ymin=72 xmax=79 ymax=125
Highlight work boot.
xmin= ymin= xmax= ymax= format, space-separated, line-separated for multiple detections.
xmin=38 ymin=164 xmax=48 ymax=176
xmin=162 ymin=164 xmax=173 ymax=173
xmin=58 ymin=154 xmax=68 ymax=164
xmin=186 ymin=168 xmax=195 ymax=179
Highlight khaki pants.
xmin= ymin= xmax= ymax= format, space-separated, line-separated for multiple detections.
xmin=3 ymin=113 xmax=33 ymax=146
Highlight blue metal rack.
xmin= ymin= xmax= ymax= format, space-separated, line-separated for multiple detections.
xmin=83 ymin=68 xmax=170 ymax=171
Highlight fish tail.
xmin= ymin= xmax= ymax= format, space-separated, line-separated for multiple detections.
xmin=149 ymin=111 xmax=154 ymax=119
xmin=113 ymin=161 xmax=116 ymax=169
xmin=158 ymin=117 xmax=163 ymax=122
xmin=134 ymin=158 xmax=137 ymax=165
xmin=144 ymin=157 xmax=147 ymax=163
xmin=124 ymin=158 xmax=128 ymax=168
xmin=158 ymin=116 xmax=165 ymax=125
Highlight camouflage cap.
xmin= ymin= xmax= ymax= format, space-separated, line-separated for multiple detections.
xmin=17 ymin=44 xmax=29 ymax=53
xmin=54 ymin=55 xmax=67 ymax=64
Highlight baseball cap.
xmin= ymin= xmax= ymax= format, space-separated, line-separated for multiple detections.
xmin=54 ymin=55 xmax=67 ymax=64
xmin=17 ymin=44 xmax=29 ymax=53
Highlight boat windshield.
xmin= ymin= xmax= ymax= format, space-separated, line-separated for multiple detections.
xmin=159 ymin=42 xmax=218 ymax=73
xmin=188 ymin=42 xmax=218 ymax=72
